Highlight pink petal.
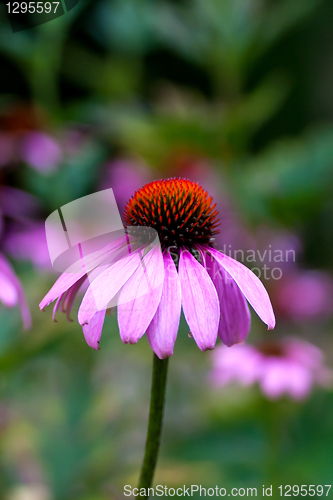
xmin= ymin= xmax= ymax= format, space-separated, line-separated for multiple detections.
xmin=117 ymin=245 xmax=165 ymax=344
xmin=146 ymin=251 xmax=181 ymax=359
xmin=0 ymin=254 xmax=31 ymax=329
xmin=205 ymin=255 xmax=251 ymax=346
xmin=179 ymin=249 xmax=219 ymax=351
xmin=0 ymin=270 xmax=18 ymax=306
xmin=40 ymin=271 xmax=87 ymax=310
xmin=63 ymin=275 xmax=87 ymax=321
xmin=82 ymin=309 xmax=106 ymax=350
xmin=78 ymin=249 xmax=143 ymax=325
xmin=70 ymin=234 xmax=132 ymax=274
xmin=209 ymin=248 xmax=275 ymax=330
xmin=40 ymin=235 xmax=130 ymax=310
xmin=52 ymin=293 xmax=65 ymax=322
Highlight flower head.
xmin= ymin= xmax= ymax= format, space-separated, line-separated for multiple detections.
xmin=210 ymin=338 xmax=332 ymax=400
xmin=123 ymin=178 xmax=220 ymax=250
xmin=40 ymin=178 xmax=275 ymax=358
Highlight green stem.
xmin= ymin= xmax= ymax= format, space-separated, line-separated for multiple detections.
xmin=138 ymin=353 xmax=169 ymax=497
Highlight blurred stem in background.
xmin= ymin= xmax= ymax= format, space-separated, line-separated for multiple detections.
xmin=26 ymin=23 xmax=66 ymax=114
xmin=261 ymin=398 xmax=288 ymax=488
xmin=138 ymin=354 xmax=169 ymax=498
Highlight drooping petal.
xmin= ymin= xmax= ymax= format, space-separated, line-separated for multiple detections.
xmin=52 ymin=293 xmax=65 ymax=322
xmin=205 ymin=254 xmax=251 ymax=346
xmin=82 ymin=309 xmax=106 ymax=350
xmin=179 ymin=249 xmax=219 ymax=351
xmin=0 ymin=253 xmax=31 ymax=329
xmin=0 ymin=269 xmax=18 ymax=306
xmin=146 ymin=250 xmax=181 ymax=359
xmin=62 ymin=275 xmax=87 ymax=321
xmin=40 ymin=271 xmax=87 ymax=310
xmin=78 ymin=249 xmax=143 ymax=325
xmin=208 ymin=248 xmax=276 ymax=330
xmin=118 ymin=245 xmax=165 ymax=344
xmin=39 ymin=235 xmax=130 ymax=310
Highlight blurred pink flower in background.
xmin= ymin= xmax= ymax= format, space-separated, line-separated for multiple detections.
xmin=273 ymin=271 xmax=333 ymax=322
xmin=0 ymin=186 xmax=50 ymax=270
xmin=100 ymin=158 xmax=152 ymax=214
xmin=0 ymin=186 xmax=51 ymax=328
xmin=0 ymin=253 xmax=31 ymax=329
xmin=254 ymin=226 xmax=301 ymax=270
xmin=253 ymin=227 xmax=333 ymax=323
xmin=0 ymin=102 xmax=62 ymax=172
xmin=4 ymin=224 xmax=51 ymax=270
xmin=0 ymin=186 xmax=40 ymax=220
xmin=210 ymin=339 xmax=332 ymax=400
xmin=20 ymin=131 xmax=62 ymax=173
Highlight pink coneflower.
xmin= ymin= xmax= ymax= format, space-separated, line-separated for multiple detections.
xmin=210 ymin=338 xmax=332 ymax=400
xmin=40 ymin=178 xmax=275 ymax=358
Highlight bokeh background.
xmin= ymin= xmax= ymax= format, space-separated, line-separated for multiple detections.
xmin=0 ymin=0 xmax=333 ymax=498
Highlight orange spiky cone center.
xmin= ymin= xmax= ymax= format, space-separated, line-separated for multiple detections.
xmin=123 ymin=178 xmax=219 ymax=250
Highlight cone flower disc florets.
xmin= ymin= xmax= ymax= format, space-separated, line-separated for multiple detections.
xmin=123 ymin=178 xmax=219 ymax=251
xmin=40 ymin=178 xmax=276 ymax=358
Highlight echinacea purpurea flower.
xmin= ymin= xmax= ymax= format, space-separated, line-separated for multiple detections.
xmin=40 ymin=178 xmax=275 ymax=357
